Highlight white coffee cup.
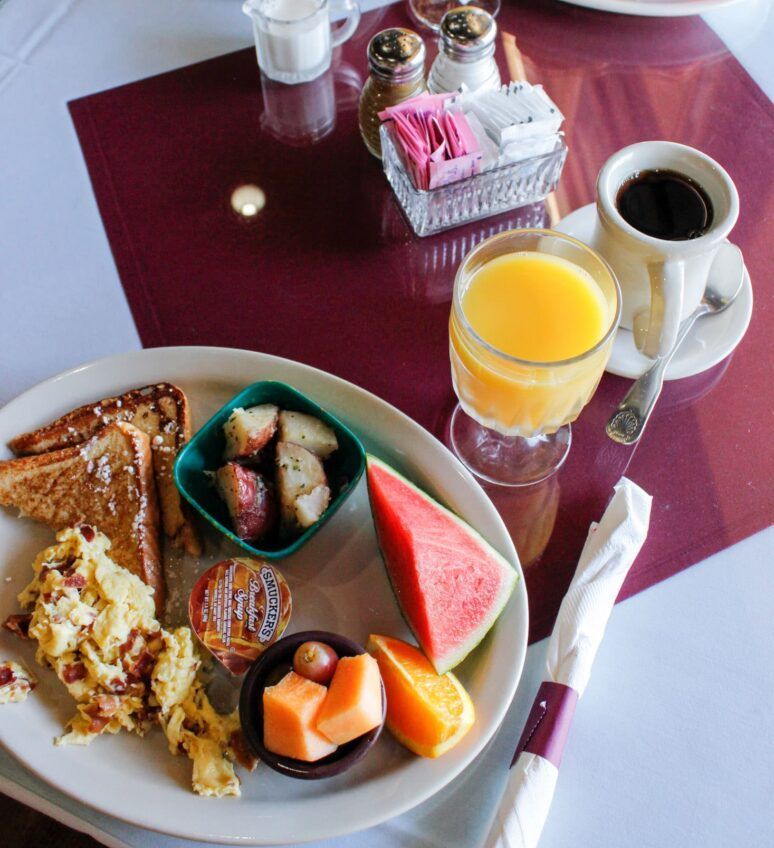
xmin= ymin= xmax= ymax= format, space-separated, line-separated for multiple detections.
xmin=592 ymin=141 xmax=739 ymax=358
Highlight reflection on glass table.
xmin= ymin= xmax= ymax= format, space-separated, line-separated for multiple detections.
xmin=484 ymin=474 xmax=560 ymax=569
xmin=260 ymin=62 xmax=362 ymax=147
xmin=379 ymin=201 xmax=551 ymax=304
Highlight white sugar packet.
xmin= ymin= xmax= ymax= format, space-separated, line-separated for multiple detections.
xmin=480 ymin=477 xmax=652 ymax=848
xmin=450 ymin=82 xmax=564 ymax=150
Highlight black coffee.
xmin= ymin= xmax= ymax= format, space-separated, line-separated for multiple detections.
xmin=616 ymin=169 xmax=713 ymax=241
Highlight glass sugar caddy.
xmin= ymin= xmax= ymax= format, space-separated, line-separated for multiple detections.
xmin=380 ymin=122 xmax=568 ymax=237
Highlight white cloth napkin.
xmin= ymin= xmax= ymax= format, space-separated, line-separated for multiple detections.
xmin=481 ymin=476 xmax=652 ymax=848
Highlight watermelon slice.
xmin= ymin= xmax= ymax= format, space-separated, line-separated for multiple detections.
xmin=366 ymin=455 xmax=517 ymax=674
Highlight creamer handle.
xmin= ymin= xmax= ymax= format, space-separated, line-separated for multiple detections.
xmin=330 ymin=0 xmax=360 ymax=48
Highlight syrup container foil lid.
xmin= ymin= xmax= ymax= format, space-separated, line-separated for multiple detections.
xmin=189 ymin=557 xmax=292 ymax=675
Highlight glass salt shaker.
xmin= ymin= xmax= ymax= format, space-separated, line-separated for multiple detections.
xmin=358 ymin=28 xmax=426 ymax=159
xmin=427 ymin=6 xmax=501 ymax=95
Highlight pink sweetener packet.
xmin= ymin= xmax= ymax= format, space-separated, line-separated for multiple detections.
xmin=393 ymin=112 xmax=428 ymax=161
xmin=408 ymin=114 xmax=436 ymax=189
xmin=389 ymin=110 xmax=432 ymax=189
xmin=443 ymin=110 xmax=484 ymax=175
xmin=378 ymin=91 xmax=455 ymax=122
xmin=428 ymin=153 xmax=478 ymax=190
xmin=427 ymin=115 xmax=449 ymax=163
xmin=442 ymin=111 xmax=465 ymax=159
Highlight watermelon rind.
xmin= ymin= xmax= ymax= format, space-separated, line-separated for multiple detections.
xmin=366 ymin=454 xmax=518 ymax=675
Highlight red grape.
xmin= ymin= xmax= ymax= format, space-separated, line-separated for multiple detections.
xmin=292 ymin=641 xmax=339 ymax=685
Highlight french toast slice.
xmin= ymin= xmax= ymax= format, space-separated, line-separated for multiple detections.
xmin=0 ymin=422 xmax=164 ymax=611
xmin=8 ymin=383 xmax=200 ymax=556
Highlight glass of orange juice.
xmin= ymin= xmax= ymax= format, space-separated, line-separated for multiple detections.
xmin=449 ymin=229 xmax=621 ymax=486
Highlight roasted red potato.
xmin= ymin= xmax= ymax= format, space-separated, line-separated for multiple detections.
xmin=275 ymin=441 xmax=328 ymax=536
xmin=215 ymin=462 xmax=278 ymax=541
xmin=277 ymin=411 xmax=338 ymax=459
xmin=223 ymin=404 xmax=279 ymax=461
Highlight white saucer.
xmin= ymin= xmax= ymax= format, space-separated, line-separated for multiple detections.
xmin=554 ymin=203 xmax=753 ymax=381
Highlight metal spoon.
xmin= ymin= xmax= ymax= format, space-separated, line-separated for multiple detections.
xmin=606 ymin=243 xmax=745 ymax=445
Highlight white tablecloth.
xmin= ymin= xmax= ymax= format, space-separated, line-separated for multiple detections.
xmin=1 ymin=1 xmax=772 ymax=846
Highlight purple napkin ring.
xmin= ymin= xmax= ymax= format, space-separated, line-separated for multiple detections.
xmin=512 ymin=682 xmax=579 ymax=769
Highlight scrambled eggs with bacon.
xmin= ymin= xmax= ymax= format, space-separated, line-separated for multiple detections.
xmin=15 ymin=526 xmax=251 ymax=797
xmin=0 ymin=661 xmax=36 ymax=703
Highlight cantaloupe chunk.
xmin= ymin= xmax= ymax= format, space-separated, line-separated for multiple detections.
xmin=263 ymin=671 xmax=337 ymax=762
xmin=316 ymin=653 xmax=382 ymax=745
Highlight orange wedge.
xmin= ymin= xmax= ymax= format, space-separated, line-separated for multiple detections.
xmin=367 ymin=634 xmax=475 ymax=758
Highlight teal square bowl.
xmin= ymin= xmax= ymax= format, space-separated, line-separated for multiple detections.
xmin=174 ymin=381 xmax=365 ymax=559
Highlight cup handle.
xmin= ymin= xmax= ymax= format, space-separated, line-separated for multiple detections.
xmin=330 ymin=0 xmax=360 ymax=48
xmin=635 ymin=259 xmax=684 ymax=358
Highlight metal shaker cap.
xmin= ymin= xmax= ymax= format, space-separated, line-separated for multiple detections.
xmin=367 ymin=28 xmax=426 ymax=81
xmin=439 ymin=6 xmax=497 ymax=62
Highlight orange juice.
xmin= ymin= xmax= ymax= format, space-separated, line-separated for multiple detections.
xmin=450 ymin=251 xmax=615 ymax=437
xmin=462 ymin=253 xmax=608 ymax=362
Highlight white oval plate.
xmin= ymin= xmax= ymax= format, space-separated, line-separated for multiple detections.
xmin=0 ymin=347 xmax=527 ymax=845
xmin=556 ymin=0 xmax=745 ymax=16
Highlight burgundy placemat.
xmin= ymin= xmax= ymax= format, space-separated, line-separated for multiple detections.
xmin=69 ymin=0 xmax=773 ymax=642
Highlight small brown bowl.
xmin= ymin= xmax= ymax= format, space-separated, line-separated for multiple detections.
xmin=239 ymin=630 xmax=386 ymax=780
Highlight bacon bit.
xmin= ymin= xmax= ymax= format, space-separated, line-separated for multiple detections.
xmin=3 ymin=614 xmax=32 ymax=639
xmin=62 ymin=662 xmax=88 ymax=684
xmin=108 ymin=676 xmax=127 ymax=694
xmin=63 ymin=573 xmax=87 ymax=589
xmin=229 ymin=729 xmax=259 ymax=771
xmin=0 ymin=666 xmax=16 ymax=687
xmin=82 ymin=695 xmax=121 ymax=733
xmin=42 ymin=557 xmax=74 ymax=577
xmin=126 ymin=650 xmax=155 ymax=681
xmin=79 ymin=525 xmax=96 ymax=542
xmin=119 ymin=628 xmax=142 ymax=657
xmin=83 ymin=710 xmax=111 ymax=734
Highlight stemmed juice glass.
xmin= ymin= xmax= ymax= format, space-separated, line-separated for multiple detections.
xmin=448 ymin=229 xmax=621 ymax=487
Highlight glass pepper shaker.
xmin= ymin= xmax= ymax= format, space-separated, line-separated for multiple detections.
xmin=358 ymin=28 xmax=426 ymax=159
xmin=427 ymin=6 xmax=501 ymax=95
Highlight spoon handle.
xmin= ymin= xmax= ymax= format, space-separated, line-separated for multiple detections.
xmin=606 ymin=306 xmax=709 ymax=445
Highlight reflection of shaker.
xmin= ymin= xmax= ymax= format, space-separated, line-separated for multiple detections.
xmin=260 ymin=64 xmax=362 ymax=147
xmin=428 ymin=6 xmax=501 ymax=94
xmin=358 ymin=28 xmax=426 ymax=159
